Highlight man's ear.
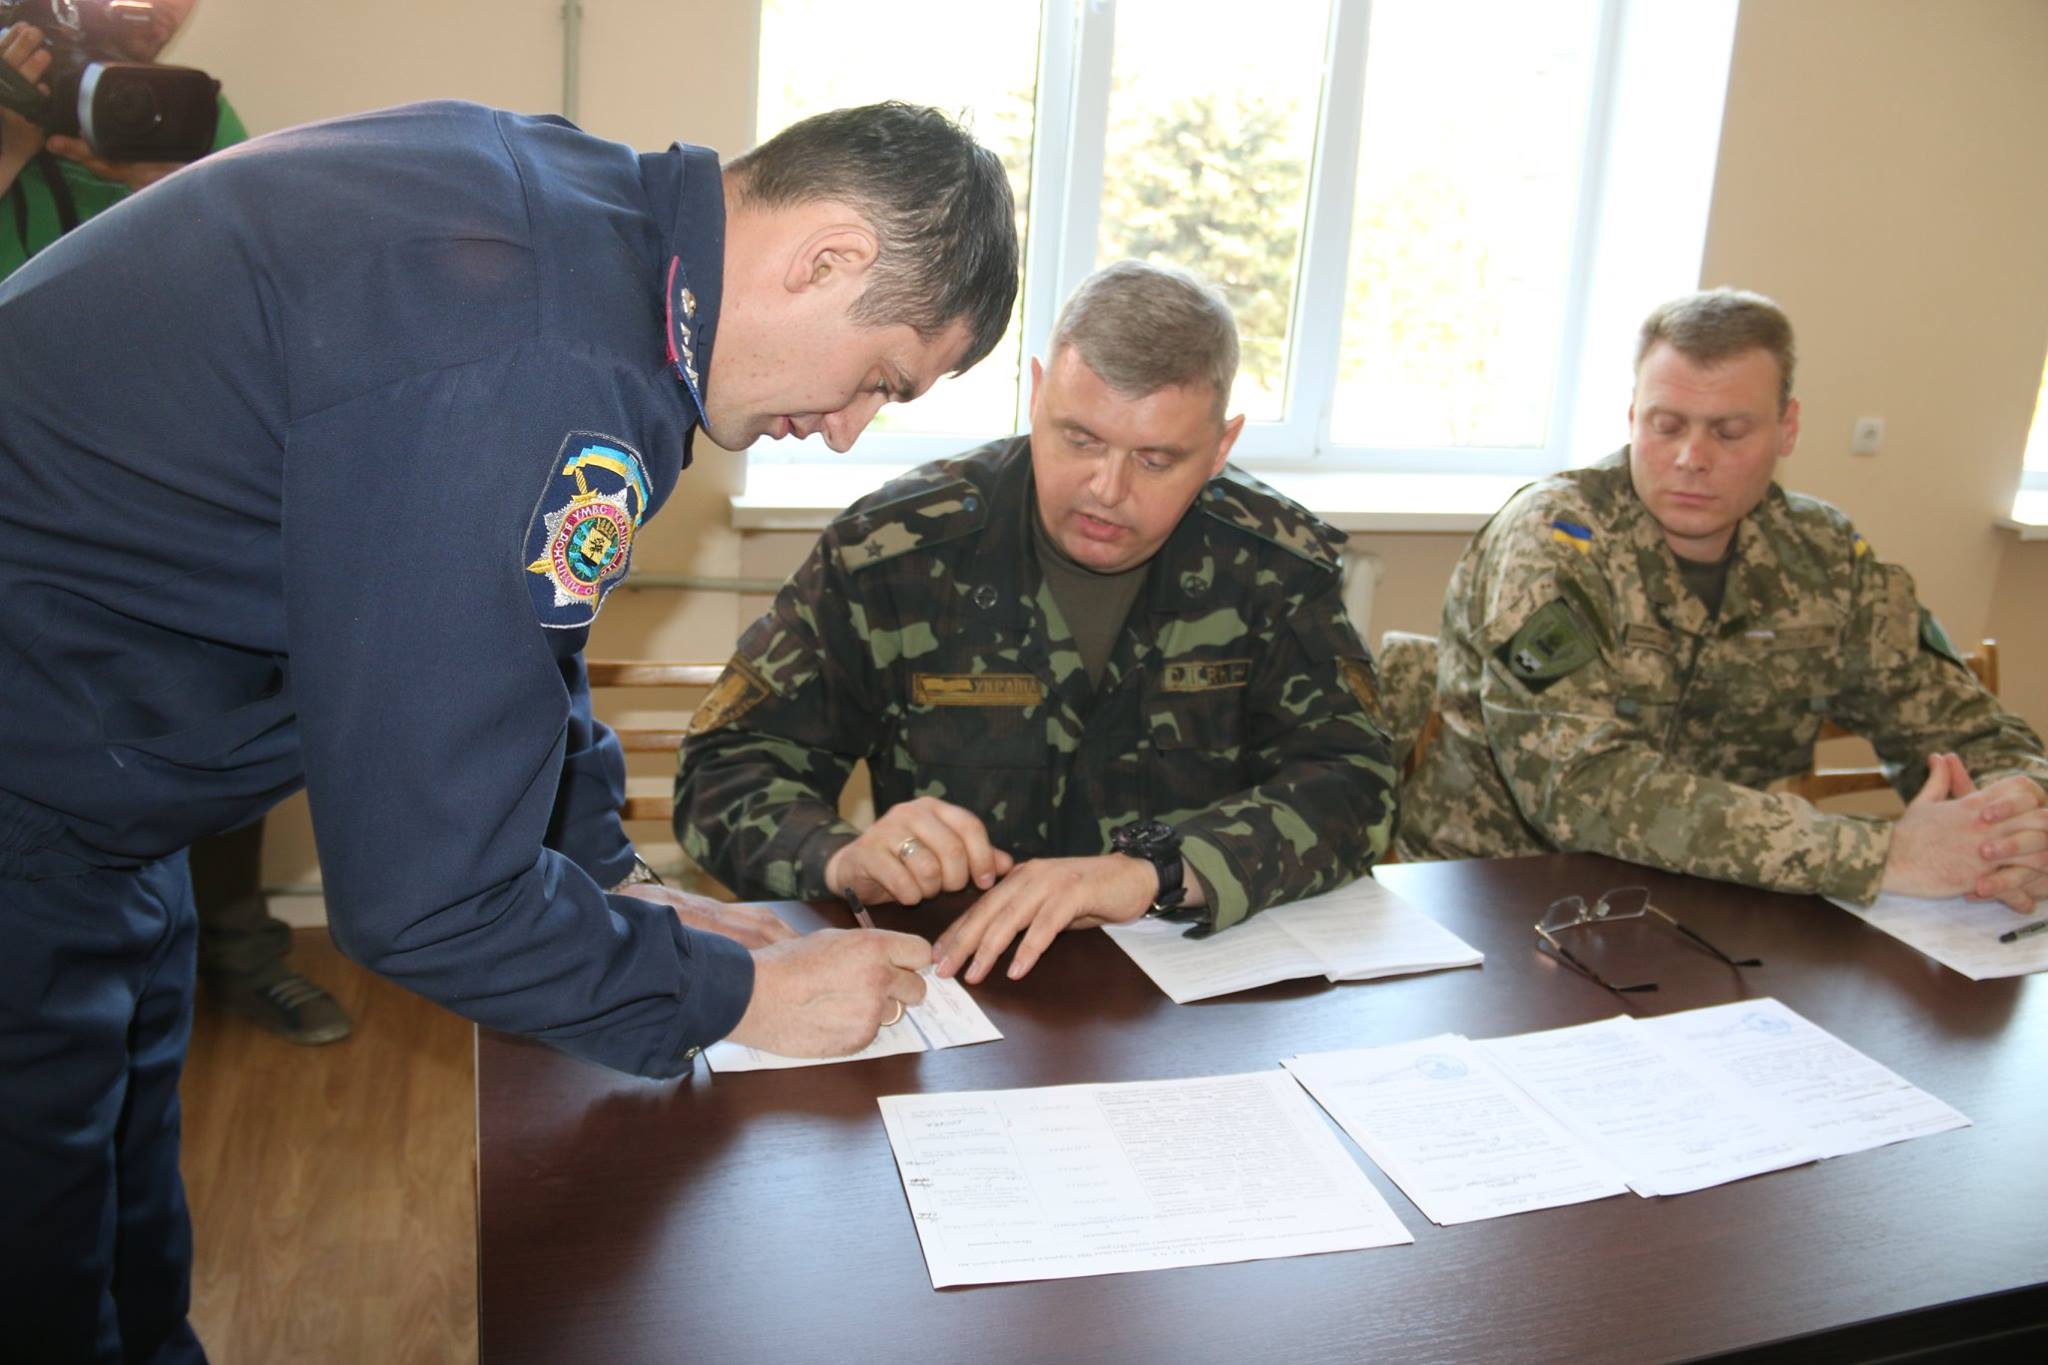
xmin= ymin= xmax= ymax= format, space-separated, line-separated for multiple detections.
xmin=1210 ymin=412 xmax=1247 ymax=475
xmin=1778 ymin=396 xmax=1801 ymax=461
xmin=783 ymin=221 xmax=881 ymax=294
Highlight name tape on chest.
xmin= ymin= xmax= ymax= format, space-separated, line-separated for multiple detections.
xmin=912 ymin=673 xmax=1047 ymax=707
xmin=524 ymin=433 xmax=651 ymax=630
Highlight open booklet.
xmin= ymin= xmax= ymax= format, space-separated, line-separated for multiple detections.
xmin=1284 ymin=998 xmax=1969 ymax=1225
xmin=1826 ymin=891 xmax=2048 ymax=980
xmin=704 ymin=970 xmax=1002 ymax=1072
xmin=1101 ymin=876 xmax=1482 ymax=1003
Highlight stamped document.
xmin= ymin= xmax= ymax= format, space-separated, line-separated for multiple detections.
xmin=1102 ymin=877 xmax=1482 ymax=1003
xmin=878 ymin=1070 xmax=1412 ymax=1288
xmin=1828 ymin=892 xmax=2048 ymax=980
xmin=704 ymin=971 xmax=1001 ymax=1073
xmin=1638 ymin=998 xmax=1970 ymax=1158
xmin=1284 ymin=1035 xmax=1630 ymax=1225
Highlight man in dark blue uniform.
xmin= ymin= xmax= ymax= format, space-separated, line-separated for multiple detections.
xmin=0 ymin=98 xmax=1017 ymax=1360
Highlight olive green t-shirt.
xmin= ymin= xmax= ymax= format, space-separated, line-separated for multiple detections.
xmin=1031 ymin=511 xmax=1149 ymax=689
xmin=1675 ymin=535 xmax=1738 ymax=619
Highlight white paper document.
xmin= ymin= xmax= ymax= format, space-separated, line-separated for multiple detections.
xmin=704 ymin=971 xmax=1001 ymax=1072
xmin=1475 ymin=1016 xmax=1816 ymax=1197
xmin=878 ymin=1070 xmax=1412 ymax=1287
xmin=1638 ymin=999 xmax=1970 ymax=1159
xmin=1102 ymin=878 xmax=1482 ymax=1003
xmin=1283 ymin=1035 xmax=1631 ymax=1225
xmin=1828 ymin=892 xmax=2048 ymax=980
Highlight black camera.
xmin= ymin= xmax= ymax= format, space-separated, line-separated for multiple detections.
xmin=0 ymin=0 xmax=218 ymax=162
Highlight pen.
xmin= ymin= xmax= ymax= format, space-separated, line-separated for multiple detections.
xmin=842 ymin=885 xmax=877 ymax=931
xmin=1997 ymin=918 xmax=2048 ymax=945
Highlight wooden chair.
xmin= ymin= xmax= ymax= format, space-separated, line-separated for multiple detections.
xmin=584 ymin=660 xmax=723 ymax=824
xmin=1787 ymin=640 xmax=1999 ymax=803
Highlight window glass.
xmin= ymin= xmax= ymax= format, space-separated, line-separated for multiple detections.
xmin=756 ymin=0 xmax=1041 ymax=438
xmin=1095 ymin=0 xmax=1331 ymax=423
xmin=1329 ymin=0 xmax=1601 ymax=449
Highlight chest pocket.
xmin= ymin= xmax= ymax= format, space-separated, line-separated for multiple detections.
xmin=1145 ymin=660 xmax=1250 ymax=781
xmin=1684 ymin=621 xmax=1841 ymax=780
xmin=902 ymin=674 xmax=1051 ymax=770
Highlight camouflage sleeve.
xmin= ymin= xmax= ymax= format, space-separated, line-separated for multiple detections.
xmin=1833 ymin=556 xmax=2048 ymax=799
xmin=1472 ymin=511 xmax=1893 ymax=902
xmin=1169 ymin=568 xmax=1398 ymax=931
xmin=673 ymin=536 xmax=879 ymax=900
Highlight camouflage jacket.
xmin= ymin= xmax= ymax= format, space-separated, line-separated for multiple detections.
xmin=1396 ymin=450 xmax=2048 ymax=902
xmin=676 ymin=436 xmax=1396 ymax=929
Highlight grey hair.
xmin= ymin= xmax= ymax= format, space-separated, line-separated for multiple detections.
xmin=728 ymin=102 xmax=1020 ymax=374
xmin=1049 ymin=260 xmax=1239 ymax=421
xmin=1637 ymin=287 xmax=1797 ymax=411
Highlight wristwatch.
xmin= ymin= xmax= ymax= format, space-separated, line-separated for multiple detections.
xmin=1111 ymin=819 xmax=1187 ymax=915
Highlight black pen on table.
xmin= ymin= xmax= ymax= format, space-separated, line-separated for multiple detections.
xmin=842 ymin=885 xmax=877 ymax=931
xmin=1997 ymin=918 xmax=2048 ymax=945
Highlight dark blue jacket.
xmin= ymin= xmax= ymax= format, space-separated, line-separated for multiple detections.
xmin=0 ymin=101 xmax=751 ymax=1077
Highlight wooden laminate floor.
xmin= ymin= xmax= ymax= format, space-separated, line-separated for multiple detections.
xmin=180 ymin=931 xmax=477 ymax=1364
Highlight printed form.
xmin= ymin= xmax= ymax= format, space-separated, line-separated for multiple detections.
xmin=878 ymin=1070 xmax=1412 ymax=1287
xmin=1283 ymin=1035 xmax=1631 ymax=1225
xmin=705 ymin=971 xmax=1001 ymax=1073
xmin=1828 ymin=892 xmax=2048 ymax=980
xmin=1102 ymin=877 xmax=1482 ymax=1003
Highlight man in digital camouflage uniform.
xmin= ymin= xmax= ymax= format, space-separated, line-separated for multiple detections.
xmin=678 ymin=260 xmax=1396 ymax=984
xmin=1398 ymin=288 xmax=2048 ymax=913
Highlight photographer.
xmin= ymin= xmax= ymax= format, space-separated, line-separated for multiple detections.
xmin=1 ymin=0 xmax=244 ymax=277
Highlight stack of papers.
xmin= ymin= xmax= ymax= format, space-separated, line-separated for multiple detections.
xmin=878 ymin=1070 xmax=1412 ymax=1287
xmin=1101 ymin=877 xmax=1483 ymax=1003
xmin=1827 ymin=891 xmax=2048 ymax=980
xmin=1285 ymin=999 xmax=1968 ymax=1224
xmin=704 ymin=971 xmax=1002 ymax=1073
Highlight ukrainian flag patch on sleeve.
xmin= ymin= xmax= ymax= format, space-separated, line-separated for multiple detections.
xmin=1549 ymin=518 xmax=1594 ymax=555
xmin=524 ymin=432 xmax=651 ymax=629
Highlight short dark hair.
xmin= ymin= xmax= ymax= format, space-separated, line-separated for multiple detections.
xmin=1051 ymin=260 xmax=1239 ymax=421
xmin=728 ymin=102 xmax=1020 ymax=374
xmin=1637 ymin=287 xmax=1797 ymax=411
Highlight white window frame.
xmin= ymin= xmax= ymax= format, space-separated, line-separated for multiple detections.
xmin=743 ymin=0 xmax=1738 ymax=508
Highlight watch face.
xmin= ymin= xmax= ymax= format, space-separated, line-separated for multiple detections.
xmin=1114 ymin=820 xmax=1177 ymax=855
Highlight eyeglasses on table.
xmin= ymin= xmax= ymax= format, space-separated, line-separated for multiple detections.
xmin=1534 ymin=886 xmax=1762 ymax=995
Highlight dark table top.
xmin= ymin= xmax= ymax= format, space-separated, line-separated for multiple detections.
xmin=477 ymin=854 xmax=2048 ymax=1363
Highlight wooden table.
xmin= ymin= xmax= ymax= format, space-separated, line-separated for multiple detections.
xmin=476 ymin=854 xmax=2048 ymax=1362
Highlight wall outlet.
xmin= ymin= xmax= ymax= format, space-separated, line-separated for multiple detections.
xmin=1851 ymin=416 xmax=1885 ymax=456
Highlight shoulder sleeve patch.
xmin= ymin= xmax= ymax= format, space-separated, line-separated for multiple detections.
xmin=1919 ymin=610 xmax=1968 ymax=670
xmin=524 ymin=431 xmax=651 ymax=630
xmin=688 ymin=656 xmax=770 ymax=736
xmin=833 ymin=477 xmax=987 ymax=573
xmin=1198 ymin=471 xmax=1344 ymax=571
xmin=1495 ymin=597 xmax=1599 ymax=692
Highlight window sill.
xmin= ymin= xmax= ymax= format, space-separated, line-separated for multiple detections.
xmin=1999 ymin=490 xmax=2048 ymax=540
xmin=731 ymin=463 xmax=1524 ymax=535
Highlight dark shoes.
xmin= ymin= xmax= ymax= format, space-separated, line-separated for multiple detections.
xmin=205 ymin=970 xmax=353 ymax=1046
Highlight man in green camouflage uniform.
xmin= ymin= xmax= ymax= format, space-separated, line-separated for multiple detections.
xmin=679 ymin=261 xmax=1395 ymax=983
xmin=1398 ymin=288 xmax=2048 ymax=912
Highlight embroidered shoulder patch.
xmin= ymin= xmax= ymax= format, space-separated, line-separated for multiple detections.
xmin=1918 ymin=610 xmax=1967 ymax=670
xmin=1549 ymin=518 xmax=1595 ymax=554
xmin=524 ymin=433 xmax=651 ymax=629
xmin=689 ymin=657 xmax=770 ymax=736
xmin=1496 ymin=598 xmax=1598 ymax=692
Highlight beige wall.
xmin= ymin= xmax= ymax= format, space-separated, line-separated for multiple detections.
xmin=165 ymin=1 xmax=2046 ymax=887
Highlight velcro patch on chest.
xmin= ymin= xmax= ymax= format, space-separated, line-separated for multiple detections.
xmin=1161 ymin=659 xmax=1253 ymax=693
xmin=524 ymin=432 xmax=651 ymax=629
xmin=1623 ymin=623 xmax=1675 ymax=655
xmin=688 ymin=657 xmax=770 ymax=736
xmin=912 ymin=673 xmax=1047 ymax=707
xmin=1497 ymin=598 xmax=1598 ymax=692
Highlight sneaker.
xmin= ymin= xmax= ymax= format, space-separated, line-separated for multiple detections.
xmin=207 ymin=971 xmax=354 ymax=1046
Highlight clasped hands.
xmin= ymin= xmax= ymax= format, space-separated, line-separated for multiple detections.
xmin=824 ymin=795 xmax=1164 ymax=984
xmin=1882 ymin=753 xmax=2048 ymax=913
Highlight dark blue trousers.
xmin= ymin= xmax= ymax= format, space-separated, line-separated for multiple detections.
xmin=1 ymin=853 xmax=207 ymax=1364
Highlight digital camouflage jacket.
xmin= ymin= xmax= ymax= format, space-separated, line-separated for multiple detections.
xmin=676 ymin=436 xmax=1396 ymax=929
xmin=1396 ymin=450 xmax=2048 ymax=902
